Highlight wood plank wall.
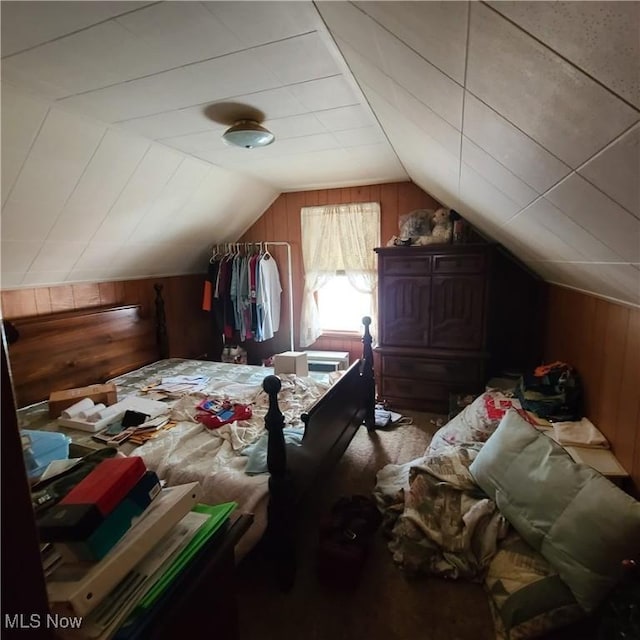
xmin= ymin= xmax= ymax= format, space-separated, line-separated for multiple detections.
xmin=239 ymin=181 xmax=441 ymax=364
xmin=543 ymin=285 xmax=640 ymax=495
xmin=1 ymin=274 xmax=213 ymax=362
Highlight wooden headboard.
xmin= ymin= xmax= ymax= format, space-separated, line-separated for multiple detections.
xmin=6 ymin=304 xmax=159 ymax=408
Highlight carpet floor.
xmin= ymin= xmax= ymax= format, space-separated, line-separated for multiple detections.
xmin=235 ymin=411 xmax=496 ymax=640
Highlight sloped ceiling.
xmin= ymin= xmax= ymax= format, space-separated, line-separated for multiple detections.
xmin=1 ymin=2 xmax=638 ymax=308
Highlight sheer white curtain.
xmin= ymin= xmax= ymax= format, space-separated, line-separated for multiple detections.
xmin=300 ymin=202 xmax=380 ymax=347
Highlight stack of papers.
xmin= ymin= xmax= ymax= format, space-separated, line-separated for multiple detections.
xmin=146 ymin=376 xmax=210 ymax=397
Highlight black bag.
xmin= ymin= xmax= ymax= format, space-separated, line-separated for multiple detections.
xmin=515 ymin=361 xmax=583 ymax=421
xmin=316 ymin=495 xmax=382 ymax=589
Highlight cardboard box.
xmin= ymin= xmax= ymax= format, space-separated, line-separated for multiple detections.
xmin=48 ymin=383 xmax=118 ymax=418
xmin=273 ymin=351 xmax=309 ymax=377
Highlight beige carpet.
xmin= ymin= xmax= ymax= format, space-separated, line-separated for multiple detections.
xmin=235 ymin=411 xmax=496 ymax=640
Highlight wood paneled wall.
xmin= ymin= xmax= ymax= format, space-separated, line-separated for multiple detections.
xmin=1 ymin=274 xmax=213 ymax=362
xmin=543 ymin=285 xmax=640 ymax=495
xmin=239 ymin=181 xmax=440 ymax=363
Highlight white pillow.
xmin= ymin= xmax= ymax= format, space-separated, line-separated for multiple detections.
xmin=469 ymin=409 xmax=640 ymax=613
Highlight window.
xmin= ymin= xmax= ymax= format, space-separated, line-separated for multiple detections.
xmin=316 ymin=272 xmax=374 ymax=332
xmin=300 ymin=202 xmax=380 ymax=347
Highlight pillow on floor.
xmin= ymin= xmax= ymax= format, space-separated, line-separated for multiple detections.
xmin=469 ymin=409 xmax=640 ymax=613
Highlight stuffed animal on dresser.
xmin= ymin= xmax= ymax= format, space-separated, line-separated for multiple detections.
xmin=415 ymin=207 xmax=453 ymax=245
xmin=397 ymin=209 xmax=433 ymax=241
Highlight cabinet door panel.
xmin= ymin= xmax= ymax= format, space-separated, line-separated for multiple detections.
xmin=380 ymin=276 xmax=431 ymax=346
xmin=430 ymin=275 xmax=485 ymax=349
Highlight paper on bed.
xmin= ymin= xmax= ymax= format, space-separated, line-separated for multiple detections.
xmin=58 ymin=397 xmax=170 ymax=433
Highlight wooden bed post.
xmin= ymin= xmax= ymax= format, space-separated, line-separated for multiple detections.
xmin=154 ymin=283 xmax=169 ymax=359
xmin=361 ymin=316 xmax=376 ymax=430
xmin=263 ymin=375 xmax=296 ymax=591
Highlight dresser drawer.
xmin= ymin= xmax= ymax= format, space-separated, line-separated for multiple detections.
xmin=382 ymin=255 xmax=431 ymax=276
xmin=382 ymin=355 xmax=482 ymax=384
xmin=432 ymin=253 xmax=485 ymax=274
xmin=381 ymin=376 xmax=449 ymax=403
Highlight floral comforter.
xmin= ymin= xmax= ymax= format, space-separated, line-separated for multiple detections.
xmin=373 ymin=390 xmax=526 ymax=580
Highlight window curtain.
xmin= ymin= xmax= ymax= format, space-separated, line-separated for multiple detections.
xmin=300 ymin=202 xmax=380 ymax=347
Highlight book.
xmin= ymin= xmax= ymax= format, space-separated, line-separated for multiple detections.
xmin=46 ymin=482 xmax=201 ymax=617
xmin=60 ymin=456 xmax=146 ymax=517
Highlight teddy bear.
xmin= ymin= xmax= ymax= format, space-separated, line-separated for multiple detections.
xmin=415 ymin=207 xmax=453 ymax=245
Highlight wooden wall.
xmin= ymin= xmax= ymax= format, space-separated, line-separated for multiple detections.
xmin=1 ymin=274 xmax=213 ymax=362
xmin=239 ymin=181 xmax=441 ymax=363
xmin=543 ymin=285 xmax=640 ymax=495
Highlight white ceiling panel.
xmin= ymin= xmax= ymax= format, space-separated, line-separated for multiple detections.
xmin=71 ymin=242 xmax=124 ymax=273
xmin=339 ymin=39 xmax=461 ymax=159
xmin=544 ymin=174 xmax=640 ymax=263
xmin=462 ymin=93 xmax=571 ymax=194
xmin=467 ymin=3 xmax=639 ymax=168
xmin=321 ymin=6 xmax=464 ymax=130
xmin=354 ymin=1 xmax=469 ymax=84
xmin=488 ymin=1 xmax=640 ymax=108
xmin=505 ymin=206 xmax=589 ymax=264
xmin=314 ymin=104 xmax=377 ymax=132
xmin=1 ymin=85 xmax=50 ymax=205
xmin=287 ymin=76 xmax=360 ymax=112
xmin=0 ymin=240 xmax=43 ymax=274
xmin=458 ymin=165 xmax=523 ymax=227
xmin=0 ymin=2 xmax=151 ymax=57
xmin=21 ymin=270 xmax=72 ymax=287
xmin=578 ymin=124 xmax=640 ymax=218
xmin=265 ymin=113 xmax=327 ymax=140
xmin=461 ymin=139 xmax=538 ymax=209
xmin=93 ymin=146 xmax=184 ymax=243
xmin=513 ymin=198 xmax=626 ymax=263
xmin=29 ymin=241 xmax=86 ymax=273
xmin=255 ymin=32 xmax=341 ymax=85
xmin=114 ymin=2 xmax=243 ymax=70
xmin=2 ymin=21 xmax=153 ymax=97
xmin=203 ymin=1 xmax=322 ymax=48
xmin=47 ymin=131 xmax=150 ymax=242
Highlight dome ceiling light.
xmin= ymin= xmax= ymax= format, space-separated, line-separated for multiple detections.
xmin=222 ymin=120 xmax=275 ymax=149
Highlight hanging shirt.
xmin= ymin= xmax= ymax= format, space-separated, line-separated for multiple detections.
xmin=257 ymin=253 xmax=282 ymax=341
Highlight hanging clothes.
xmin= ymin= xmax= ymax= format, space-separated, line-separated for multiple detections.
xmin=257 ymin=250 xmax=282 ymax=341
xmin=204 ymin=243 xmax=284 ymax=345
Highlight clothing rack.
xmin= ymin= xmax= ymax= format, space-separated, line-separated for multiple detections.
xmin=210 ymin=241 xmax=294 ymax=352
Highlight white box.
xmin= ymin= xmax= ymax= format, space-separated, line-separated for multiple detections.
xmin=273 ymin=351 xmax=309 ymax=376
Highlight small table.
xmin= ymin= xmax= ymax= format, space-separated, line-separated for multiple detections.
xmin=304 ymin=350 xmax=350 ymax=372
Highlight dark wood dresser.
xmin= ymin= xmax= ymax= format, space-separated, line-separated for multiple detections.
xmin=374 ymin=244 xmax=545 ymax=412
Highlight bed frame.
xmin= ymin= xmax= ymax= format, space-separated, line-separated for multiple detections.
xmin=6 ymin=287 xmax=375 ymax=590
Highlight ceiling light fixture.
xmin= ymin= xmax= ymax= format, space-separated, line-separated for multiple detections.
xmin=222 ymin=120 xmax=275 ymax=149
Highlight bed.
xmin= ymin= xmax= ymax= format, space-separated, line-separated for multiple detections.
xmin=8 ymin=294 xmax=375 ymax=588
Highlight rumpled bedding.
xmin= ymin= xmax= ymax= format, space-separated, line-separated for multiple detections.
xmin=374 ymin=443 xmax=509 ymax=580
xmin=374 ymin=390 xmax=518 ymax=580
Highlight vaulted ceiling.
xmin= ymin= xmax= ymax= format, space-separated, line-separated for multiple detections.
xmin=1 ymin=1 xmax=638 ymax=307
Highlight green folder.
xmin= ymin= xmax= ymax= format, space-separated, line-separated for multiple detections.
xmin=135 ymin=501 xmax=237 ymax=611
